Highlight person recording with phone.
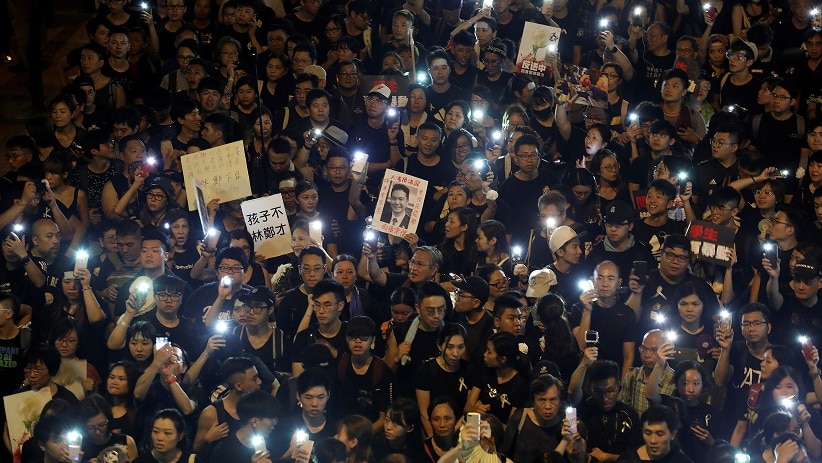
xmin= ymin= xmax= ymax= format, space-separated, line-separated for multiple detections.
xmin=570 ymin=261 xmax=636 ymax=379
xmin=187 ymin=247 xmax=252 ymax=326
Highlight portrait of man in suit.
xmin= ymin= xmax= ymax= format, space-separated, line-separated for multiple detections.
xmin=380 ymin=183 xmax=413 ymax=228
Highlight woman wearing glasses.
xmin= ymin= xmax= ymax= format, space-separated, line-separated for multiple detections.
xmin=589 ymin=149 xmax=631 ymax=207
xmin=50 ymin=318 xmax=102 ymax=399
xmin=79 ymin=394 xmax=139 ymax=461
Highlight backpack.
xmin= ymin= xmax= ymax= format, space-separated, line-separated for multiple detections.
xmin=751 ymin=113 xmax=805 ymax=141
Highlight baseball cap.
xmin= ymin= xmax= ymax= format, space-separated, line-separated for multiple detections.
xmin=526 ymin=268 xmax=557 ymax=298
xmin=238 ymin=286 xmax=276 ymax=306
xmin=603 ymin=200 xmax=635 ymax=225
xmin=548 ymin=226 xmax=578 ymax=254
xmin=452 ymin=276 xmax=491 ymax=304
xmin=304 ymin=65 xmax=327 ymax=80
xmin=730 ymin=37 xmax=758 ymax=61
xmin=368 ymin=84 xmax=391 ymax=100
xmin=347 ymin=316 xmax=377 ymax=338
xmin=793 ymin=258 xmax=821 ymax=281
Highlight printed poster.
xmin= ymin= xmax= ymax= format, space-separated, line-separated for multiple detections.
xmin=180 ymin=141 xmax=252 ymax=211
xmin=241 ymin=195 xmax=292 ymax=259
xmin=372 ymin=169 xmax=428 ymax=238
xmin=515 ymin=22 xmax=561 ymax=78
xmin=5 ymin=388 xmax=52 ymax=463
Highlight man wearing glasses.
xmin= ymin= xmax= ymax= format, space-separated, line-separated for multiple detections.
xmin=717 ymin=38 xmax=760 ymax=112
xmin=292 ymin=279 xmax=349 ymax=376
xmin=330 ymin=60 xmax=366 ymax=131
xmin=627 ymin=234 xmax=717 ymax=337
xmin=185 ymin=246 xmax=250 ymax=324
xmin=749 ymin=79 xmax=804 ymax=188
xmin=277 ymin=246 xmax=329 ymax=338
xmin=692 ymin=123 xmax=743 ymax=215
xmin=363 ymin=245 xmax=441 ymax=294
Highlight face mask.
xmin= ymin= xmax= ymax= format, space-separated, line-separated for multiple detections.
xmin=534 ymin=106 xmax=553 ymax=119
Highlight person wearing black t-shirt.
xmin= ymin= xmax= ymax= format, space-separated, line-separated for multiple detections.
xmin=501 ymin=374 xmax=564 ymax=463
xmin=277 ymin=246 xmax=329 ymax=340
xmin=207 ymin=390 xmax=281 ymax=463
xmin=291 ymin=279 xmax=349 ymax=377
xmin=332 ymin=316 xmax=393 ymax=427
xmin=619 ymin=405 xmax=694 ymax=463
xmin=545 ymin=226 xmax=586 ymax=304
xmin=272 ymin=369 xmax=336 ymax=459
xmin=424 ymin=49 xmax=467 ymax=125
xmin=766 ymin=258 xmax=822 ymax=346
xmin=632 ymin=180 xmax=688 ymax=261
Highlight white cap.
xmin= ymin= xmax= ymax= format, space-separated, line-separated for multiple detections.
xmin=526 ymin=268 xmax=557 ymax=298
xmin=548 ymin=225 xmax=579 ymax=254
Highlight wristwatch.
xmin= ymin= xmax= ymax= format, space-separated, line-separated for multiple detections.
xmin=19 ymin=255 xmax=30 ymax=266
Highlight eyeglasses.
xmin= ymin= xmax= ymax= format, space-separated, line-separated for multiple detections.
xmin=24 ymin=366 xmax=48 ymax=375
xmin=176 ymin=55 xmax=195 ymax=61
xmin=456 ymin=143 xmax=471 ymax=151
xmin=601 ymin=164 xmax=619 ymax=172
xmin=741 ymin=320 xmax=768 ymax=328
xmin=56 ymin=338 xmax=78 ymax=346
xmin=769 ymin=216 xmax=791 ymax=226
xmin=770 ymin=92 xmax=791 ymax=101
xmin=301 ymin=265 xmax=326 ymax=274
xmin=638 ymin=345 xmax=658 ymax=353
xmin=281 ymin=189 xmax=296 ymax=196
xmin=364 ymin=96 xmax=387 ymax=104
xmin=708 ymin=204 xmax=731 ymax=213
xmin=156 ymin=292 xmax=182 ymax=302
xmin=489 ymin=278 xmax=509 ymax=289
xmin=754 ymin=189 xmax=774 ymax=196
xmin=482 ymin=58 xmax=501 ymax=66
xmin=454 ymin=289 xmax=475 ymax=299
xmin=709 ymin=137 xmax=736 ymax=148
xmin=662 ymin=250 xmax=689 ymax=263
xmin=517 ymin=153 xmax=540 ymax=161
xmin=326 ymin=166 xmax=348 ymax=172
xmin=725 ymin=51 xmax=749 ymax=61
xmin=347 ymin=334 xmax=372 ymax=341
xmin=234 ymin=305 xmax=266 ymax=314
xmin=146 ymin=192 xmax=167 ymax=201
xmin=86 ymin=421 xmax=109 ymax=433
xmin=325 ymin=27 xmax=341 ymax=33
xmin=409 ymin=259 xmax=432 ymax=268
xmin=313 ymin=302 xmax=338 ymax=312
xmin=456 ymin=170 xmax=478 ymax=178
xmin=218 ymin=265 xmax=244 ymax=274
xmin=421 ymin=306 xmax=446 ymax=316
xmin=601 ymin=72 xmax=620 ymax=80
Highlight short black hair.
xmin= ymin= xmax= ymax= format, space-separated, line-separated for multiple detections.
xmin=530 ymin=374 xmax=565 ymax=401
xmin=24 ymin=343 xmax=61 ymax=376
xmin=648 ymin=178 xmax=677 ymax=200
xmin=641 ymin=404 xmax=680 ymax=432
xmin=142 ymin=229 xmax=171 ymax=252
xmin=588 ymin=360 xmax=620 ymax=384
xmin=237 ymin=389 xmax=280 ymax=422
xmin=300 ymin=245 xmax=327 ymax=265
xmin=221 ymin=356 xmax=257 ymax=383
xmin=153 ymin=274 xmax=187 ymax=295
xmin=311 ymin=279 xmax=344 ymax=303
xmin=215 ymin=246 xmax=249 ymax=270
xmin=492 ymin=294 xmax=522 ymax=319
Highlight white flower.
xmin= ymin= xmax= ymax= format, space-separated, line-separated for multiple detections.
xmin=518 ymin=343 xmax=529 ymax=355
xmin=271 ymin=263 xmax=292 ymax=285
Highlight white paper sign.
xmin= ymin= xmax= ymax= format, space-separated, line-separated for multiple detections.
xmin=240 ymin=195 xmax=292 ymax=259
xmin=515 ymin=22 xmax=562 ymax=77
xmin=372 ymin=169 xmax=428 ymax=238
xmin=5 ymin=388 xmax=52 ymax=463
xmin=180 ymin=141 xmax=252 ymax=210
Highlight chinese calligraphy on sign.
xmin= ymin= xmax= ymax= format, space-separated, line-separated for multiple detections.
xmin=241 ymin=195 xmax=292 ymax=259
xmin=180 ymin=141 xmax=252 ymax=211
xmin=372 ymin=169 xmax=428 ymax=238
xmin=515 ymin=22 xmax=561 ymax=78
xmin=687 ymin=220 xmax=735 ymax=267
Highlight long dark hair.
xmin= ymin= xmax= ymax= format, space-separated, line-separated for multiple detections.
xmin=439 ymin=207 xmax=479 ymax=272
xmin=535 ymin=294 xmax=578 ymax=358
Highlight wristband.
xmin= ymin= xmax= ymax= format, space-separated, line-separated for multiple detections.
xmin=116 ymin=315 xmax=130 ymax=327
xmin=165 ymin=374 xmax=177 ymax=385
xmin=19 ymin=255 xmax=30 ymax=266
xmin=389 ymin=141 xmax=398 ymax=146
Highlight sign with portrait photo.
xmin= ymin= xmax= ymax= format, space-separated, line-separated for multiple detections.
xmin=372 ymin=169 xmax=428 ymax=238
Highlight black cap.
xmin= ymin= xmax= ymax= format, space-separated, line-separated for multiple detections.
xmin=793 ymin=258 xmax=821 ymax=281
xmin=452 ymin=276 xmax=491 ymax=304
xmin=603 ymin=200 xmax=635 ymax=225
xmin=238 ymin=286 xmax=276 ymax=306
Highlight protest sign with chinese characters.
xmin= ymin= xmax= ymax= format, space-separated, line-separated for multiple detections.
xmin=687 ymin=221 xmax=735 ymax=267
xmin=372 ymin=169 xmax=428 ymax=238
xmin=515 ymin=22 xmax=561 ymax=78
xmin=241 ymin=195 xmax=292 ymax=259
xmin=360 ymin=75 xmax=410 ymax=108
xmin=180 ymin=141 xmax=252 ymax=210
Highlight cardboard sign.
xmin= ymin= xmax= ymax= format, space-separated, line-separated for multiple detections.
xmin=686 ymin=220 xmax=736 ymax=267
xmin=372 ymin=169 xmax=428 ymax=238
xmin=240 ymin=195 xmax=292 ymax=259
xmin=515 ymin=22 xmax=562 ymax=78
xmin=180 ymin=141 xmax=252 ymax=211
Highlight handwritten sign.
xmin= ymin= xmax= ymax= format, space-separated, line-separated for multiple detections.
xmin=241 ymin=195 xmax=292 ymax=259
xmin=360 ymin=75 xmax=410 ymax=108
xmin=515 ymin=22 xmax=561 ymax=78
xmin=372 ymin=169 xmax=428 ymax=238
xmin=5 ymin=388 xmax=52 ymax=463
xmin=180 ymin=141 xmax=252 ymax=211
xmin=686 ymin=220 xmax=735 ymax=267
